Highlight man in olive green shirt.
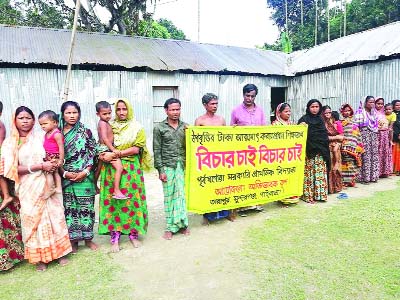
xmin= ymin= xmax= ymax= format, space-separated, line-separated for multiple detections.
xmin=153 ymin=98 xmax=190 ymax=240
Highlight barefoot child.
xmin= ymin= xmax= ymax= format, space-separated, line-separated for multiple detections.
xmin=95 ymin=101 xmax=127 ymax=200
xmin=38 ymin=110 xmax=64 ymax=194
xmin=0 ymin=101 xmax=14 ymax=210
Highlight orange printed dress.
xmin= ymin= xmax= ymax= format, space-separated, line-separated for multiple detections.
xmin=2 ymin=127 xmax=71 ymax=264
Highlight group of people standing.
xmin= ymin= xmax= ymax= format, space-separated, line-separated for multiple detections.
xmin=1 ymin=85 xmax=399 ymax=273
xmin=0 ymin=99 xmax=150 ymax=271
xmin=299 ymin=96 xmax=400 ymax=203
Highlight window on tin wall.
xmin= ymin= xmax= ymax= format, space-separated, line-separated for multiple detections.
xmin=152 ymin=86 xmax=179 ymax=123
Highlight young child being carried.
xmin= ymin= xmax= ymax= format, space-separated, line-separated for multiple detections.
xmin=95 ymin=101 xmax=127 ymax=200
xmin=38 ymin=110 xmax=64 ymax=195
xmin=0 ymin=101 xmax=14 ymax=210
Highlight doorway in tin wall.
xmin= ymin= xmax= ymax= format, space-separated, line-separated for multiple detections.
xmin=270 ymin=87 xmax=287 ymax=123
xmin=152 ymin=86 xmax=179 ymax=123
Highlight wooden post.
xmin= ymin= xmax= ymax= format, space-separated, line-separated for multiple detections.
xmin=62 ymin=0 xmax=81 ymax=102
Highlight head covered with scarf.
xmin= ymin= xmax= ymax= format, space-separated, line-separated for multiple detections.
xmin=111 ymin=98 xmax=151 ymax=170
xmin=274 ymin=102 xmax=292 ymax=125
xmin=1 ymin=106 xmax=42 ymax=184
xmin=298 ymin=99 xmax=330 ymax=166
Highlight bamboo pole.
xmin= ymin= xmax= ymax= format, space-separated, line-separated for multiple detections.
xmin=62 ymin=0 xmax=81 ymax=102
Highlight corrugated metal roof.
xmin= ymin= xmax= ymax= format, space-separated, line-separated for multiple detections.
xmin=0 ymin=24 xmax=287 ymax=76
xmin=289 ymin=21 xmax=400 ymax=74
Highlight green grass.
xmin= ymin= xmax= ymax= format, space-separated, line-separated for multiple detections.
xmin=241 ymin=189 xmax=400 ymax=300
xmin=0 ymin=248 xmax=132 ymax=300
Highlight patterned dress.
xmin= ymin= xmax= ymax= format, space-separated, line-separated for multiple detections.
xmin=0 ymin=199 xmax=24 ymax=271
xmin=98 ymin=99 xmax=150 ymax=241
xmin=98 ymin=157 xmax=148 ymax=237
xmin=341 ymin=117 xmax=364 ymax=186
xmin=61 ymin=122 xmax=97 ymax=242
xmin=354 ymin=106 xmax=379 ymax=183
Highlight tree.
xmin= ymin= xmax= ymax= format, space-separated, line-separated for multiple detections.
xmin=266 ymin=0 xmax=400 ymax=51
xmin=158 ymin=18 xmax=186 ymax=40
xmin=0 ymin=0 xmax=23 ymax=25
xmin=1 ymin=1 xmax=188 ymax=40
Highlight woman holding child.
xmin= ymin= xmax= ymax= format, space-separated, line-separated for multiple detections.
xmin=1 ymin=106 xmax=71 ymax=271
xmin=98 ymin=98 xmax=150 ymax=252
xmin=322 ymin=105 xmax=343 ymax=194
xmin=60 ymin=101 xmax=98 ymax=253
xmin=374 ymin=97 xmax=392 ymax=177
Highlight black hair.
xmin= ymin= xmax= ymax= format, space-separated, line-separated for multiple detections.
xmin=384 ymin=103 xmax=393 ymax=109
xmin=278 ymin=103 xmax=291 ymax=113
xmin=322 ymin=105 xmax=331 ymax=112
xmin=61 ymin=100 xmax=81 ymax=115
xmin=0 ymin=101 xmax=3 ymax=113
xmin=243 ymin=84 xmax=258 ymax=95
xmin=331 ymin=111 xmax=340 ymax=121
xmin=38 ymin=110 xmax=58 ymax=122
xmin=365 ymin=96 xmax=375 ymax=103
xmin=95 ymin=101 xmax=111 ymax=112
xmin=202 ymin=93 xmax=218 ymax=105
xmin=164 ymin=98 xmax=181 ymax=109
xmin=15 ymin=106 xmax=35 ymax=120
xmin=306 ymin=99 xmax=322 ymax=115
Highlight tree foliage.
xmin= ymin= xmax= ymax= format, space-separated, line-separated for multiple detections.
xmin=265 ymin=0 xmax=400 ymax=51
xmin=0 ymin=0 xmax=187 ymax=40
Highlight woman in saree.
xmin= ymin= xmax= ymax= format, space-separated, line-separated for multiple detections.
xmin=375 ymin=97 xmax=392 ymax=177
xmin=272 ymin=102 xmax=299 ymax=204
xmin=339 ymin=104 xmax=364 ymax=187
xmin=98 ymin=98 xmax=150 ymax=252
xmin=322 ymin=105 xmax=344 ymax=194
xmin=354 ymin=96 xmax=379 ymax=184
xmin=59 ymin=101 xmax=98 ymax=253
xmin=2 ymin=106 xmax=71 ymax=271
xmin=391 ymin=99 xmax=400 ymax=175
xmin=0 ymin=185 xmax=24 ymax=271
xmin=297 ymin=99 xmax=330 ymax=203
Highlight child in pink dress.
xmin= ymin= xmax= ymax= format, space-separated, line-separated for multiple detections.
xmin=38 ymin=110 xmax=64 ymax=194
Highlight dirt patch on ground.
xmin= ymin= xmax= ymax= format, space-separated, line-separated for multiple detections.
xmin=93 ymin=172 xmax=399 ymax=300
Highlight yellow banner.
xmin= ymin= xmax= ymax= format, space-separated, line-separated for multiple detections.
xmin=185 ymin=126 xmax=308 ymax=213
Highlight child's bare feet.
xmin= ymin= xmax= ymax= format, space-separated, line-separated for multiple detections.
xmin=85 ymin=240 xmax=98 ymax=251
xmin=0 ymin=196 xmax=13 ymax=211
xmin=226 ymin=215 xmax=235 ymax=222
xmin=112 ymin=191 xmax=128 ymax=200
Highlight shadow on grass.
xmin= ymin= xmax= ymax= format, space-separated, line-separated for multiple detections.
xmin=240 ymin=188 xmax=400 ymax=300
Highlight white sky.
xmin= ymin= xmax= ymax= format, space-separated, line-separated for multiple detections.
xmin=151 ymin=0 xmax=280 ymax=47
xmin=72 ymin=0 xmax=279 ymax=48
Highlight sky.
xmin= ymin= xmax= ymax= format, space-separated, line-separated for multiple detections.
xmin=152 ymin=0 xmax=280 ymax=48
xmin=71 ymin=0 xmax=280 ymax=48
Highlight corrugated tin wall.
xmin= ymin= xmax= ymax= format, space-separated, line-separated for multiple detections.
xmin=0 ymin=68 xmax=287 ymax=148
xmin=287 ymin=59 xmax=400 ymax=121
